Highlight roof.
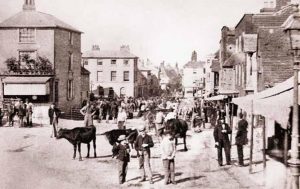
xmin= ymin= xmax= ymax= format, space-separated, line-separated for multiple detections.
xmin=183 ymin=61 xmax=205 ymax=69
xmin=243 ymin=34 xmax=257 ymax=53
xmin=3 ymin=76 xmax=51 ymax=84
xmin=82 ymin=50 xmax=138 ymax=59
xmin=211 ymin=60 xmax=220 ymax=72
xmin=0 ymin=10 xmax=81 ymax=33
xmin=223 ymin=53 xmax=245 ymax=67
xmin=81 ymin=67 xmax=90 ymax=75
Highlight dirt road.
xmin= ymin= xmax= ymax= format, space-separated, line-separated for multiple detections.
xmin=0 ymin=118 xmax=266 ymax=189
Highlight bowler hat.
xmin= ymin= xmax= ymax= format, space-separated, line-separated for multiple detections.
xmin=117 ymin=135 xmax=126 ymax=141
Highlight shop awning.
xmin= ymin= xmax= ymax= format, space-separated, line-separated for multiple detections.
xmin=232 ymin=73 xmax=300 ymax=128
xmin=3 ymin=77 xmax=51 ymax=95
xmin=205 ymin=95 xmax=227 ymax=101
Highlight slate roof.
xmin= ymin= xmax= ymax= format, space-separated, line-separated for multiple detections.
xmin=0 ymin=10 xmax=81 ymax=33
xmin=183 ymin=61 xmax=205 ymax=69
xmin=81 ymin=67 xmax=90 ymax=75
xmin=223 ymin=53 xmax=245 ymax=67
xmin=83 ymin=50 xmax=138 ymax=59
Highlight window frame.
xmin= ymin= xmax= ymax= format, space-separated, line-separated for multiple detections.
xmin=123 ymin=71 xmax=129 ymax=81
xmin=111 ymin=59 xmax=117 ymax=65
xmin=19 ymin=28 xmax=36 ymax=43
xmin=111 ymin=71 xmax=117 ymax=81
xmin=97 ymin=71 xmax=103 ymax=82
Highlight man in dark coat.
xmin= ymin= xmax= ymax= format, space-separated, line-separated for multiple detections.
xmin=213 ymin=116 xmax=232 ymax=166
xmin=235 ymin=113 xmax=248 ymax=166
xmin=134 ymin=125 xmax=154 ymax=184
xmin=112 ymin=135 xmax=130 ymax=184
xmin=48 ymin=103 xmax=61 ymax=137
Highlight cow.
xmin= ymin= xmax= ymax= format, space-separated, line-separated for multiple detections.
xmin=162 ymin=119 xmax=189 ymax=151
xmin=101 ymin=128 xmax=138 ymax=157
xmin=56 ymin=126 xmax=97 ymax=161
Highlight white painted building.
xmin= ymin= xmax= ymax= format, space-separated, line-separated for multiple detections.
xmin=182 ymin=51 xmax=205 ymax=98
xmin=82 ymin=45 xmax=139 ymax=97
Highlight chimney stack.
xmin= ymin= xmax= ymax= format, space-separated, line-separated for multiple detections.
xmin=92 ymin=45 xmax=100 ymax=51
xmin=120 ymin=45 xmax=130 ymax=53
xmin=23 ymin=0 xmax=36 ymax=11
xmin=191 ymin=51 xmax=197 ymax=62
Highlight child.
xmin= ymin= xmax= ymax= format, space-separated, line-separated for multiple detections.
xmin=112 ymin=135 xmax=130 ymax=184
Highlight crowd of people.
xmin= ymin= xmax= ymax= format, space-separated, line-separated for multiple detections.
xmin=0 ymin=98 xmax=34 ymax=128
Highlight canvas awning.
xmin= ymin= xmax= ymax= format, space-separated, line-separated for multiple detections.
xmin=205 ymin=95 xmax=227 ymax=101
xmin=232 ymin=73 xmax=299 ymax=128
xmin=3 ymin=77 xmax=51 ymax=95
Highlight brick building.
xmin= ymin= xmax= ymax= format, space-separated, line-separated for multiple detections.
xmin=82 ymin=45 xmax=139 ymax=98
xmin=0 ymin=0 xmax=88 ymax=114
xmin=218 ymin=0 xmax=294 ymax=97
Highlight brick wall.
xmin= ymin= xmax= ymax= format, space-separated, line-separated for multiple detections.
xmin=54 ymin=29 xmax=82 ymax=113
xmin=257 ymin=27 xmax=293 ymax=92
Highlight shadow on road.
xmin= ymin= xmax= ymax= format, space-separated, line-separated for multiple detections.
xmin=176 ymin=175 xmax=206 ymax=184
xmin=7 ymin=144 xmax=33 ymax=153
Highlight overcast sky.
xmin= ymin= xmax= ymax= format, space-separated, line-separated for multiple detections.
xmin=0 ymin=0 xmax=264 ymax=67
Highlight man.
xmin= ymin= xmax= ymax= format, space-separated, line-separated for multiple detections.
xmin=213 ymin=116 xmax=232 ymax=166
xmin=112 ymin=135 xmax=130 ymax=184
xmin=235 ymin=113 xmax=248 ymax=166
xmin=134 ymin=125 xmax=154 ymax=184
xmin=155 ymin=109 xmax=165 ymax=137
xmin=48 ymin=103 xmax=61 ymax=138
xmin=161 ymin=131 xmax=176 ymax=185
xmin=18 ymin=101 xmax=26 ymax=127
xmin=117 ymin=108 xmax=127 ymax=129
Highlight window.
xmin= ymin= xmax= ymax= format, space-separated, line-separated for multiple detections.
xmin=97 ymin=71 xmax=103 ymax=82
xmin=97 ymin=60 xmax=103 ymax=66
xmin=69 ymin=32 xmax=73 ymax=45
xmin=111 ymin=60 xmax=117 ymax=65
xmin=68 ymin=53 xmax=73 ymax=71
xmin=83 ymin=60 xmax=88 ymax=65
xmin=124 ymin=71 xmax=129 ymax=81
xmin=67 ymin=80 xmax=74 ymax=100
xmin=19 ymin=28 xmax=35 ymax=43
xmin=111 ymin=71 xmax=116 ymax=81
xmin=123 ymin=59 xmax=129 ymax=65
xmin=193 ymin=71 xmax=197 ymax=74
xmin=203 ymin=68 xmax=206 ymax=74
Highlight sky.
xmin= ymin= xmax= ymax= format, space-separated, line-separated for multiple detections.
xmin=0 ymin=0 xmax=264 ymax=67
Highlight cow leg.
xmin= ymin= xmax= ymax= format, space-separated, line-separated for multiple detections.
xmin=93 ymin=138 xmax=97 ymax=158
xmin=175 ymin=138 xmax=178 ymax=146
xmin=73 ymin=144 xmax=77 ymax=160
xmin=86 ymin=143 xmax=90 ymax=158
xmin=78 ymin=143 xmax=83 ymax=161
xmin=183 ymin=135 xmax=188 ymax=151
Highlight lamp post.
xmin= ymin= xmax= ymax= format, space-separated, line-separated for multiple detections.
xmin=282 ymin=6 xmax=300 ymax=189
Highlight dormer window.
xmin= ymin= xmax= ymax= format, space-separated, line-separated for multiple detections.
xmin=19 ymin=28 xmax=35 ymax=43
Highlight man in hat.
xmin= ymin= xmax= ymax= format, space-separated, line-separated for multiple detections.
xmin=134 ymin=125 xmax=154 ymax=184
xmin=235 ymin=113 xmax=248 ymax=166
xmin=213 ymin=116 xmax=232 ymax=166
xmin=161 ymin=131 xmax=176 ymax=185
xmin=112 ymin=135 xmax=130 ymax=184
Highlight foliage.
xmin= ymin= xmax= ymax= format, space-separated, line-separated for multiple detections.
xmin=5 ymin=55 xmax=53 ymax=75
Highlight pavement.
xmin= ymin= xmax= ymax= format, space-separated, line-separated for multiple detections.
xmin=0 ymin=117 xmax=288 ymax=189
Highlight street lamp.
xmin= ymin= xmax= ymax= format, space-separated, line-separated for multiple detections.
xmin=282 ymin=6 xmax=300 ymax=189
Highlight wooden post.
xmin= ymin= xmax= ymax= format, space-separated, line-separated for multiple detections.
xmin=230 ymin=103 xmax=234 ymax=145
xmin=249 ymin=100 xmax=254 ymax=173
xmin=284 ymin=128 xmax=289 ymax=167
xmin=262 ymin=116 xmax=266 ymax=170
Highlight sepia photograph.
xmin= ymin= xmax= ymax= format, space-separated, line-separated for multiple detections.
xmin=0 ymin=0 xmax=299 ymax=188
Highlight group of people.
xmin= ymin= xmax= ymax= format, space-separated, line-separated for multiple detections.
xmin=112 ymin=125 xmax=177 ymax=185
xmin=213 ymin=112 xmax=248 ymax=167
xmin=0 ymin=98 xmax=34 ymax=127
